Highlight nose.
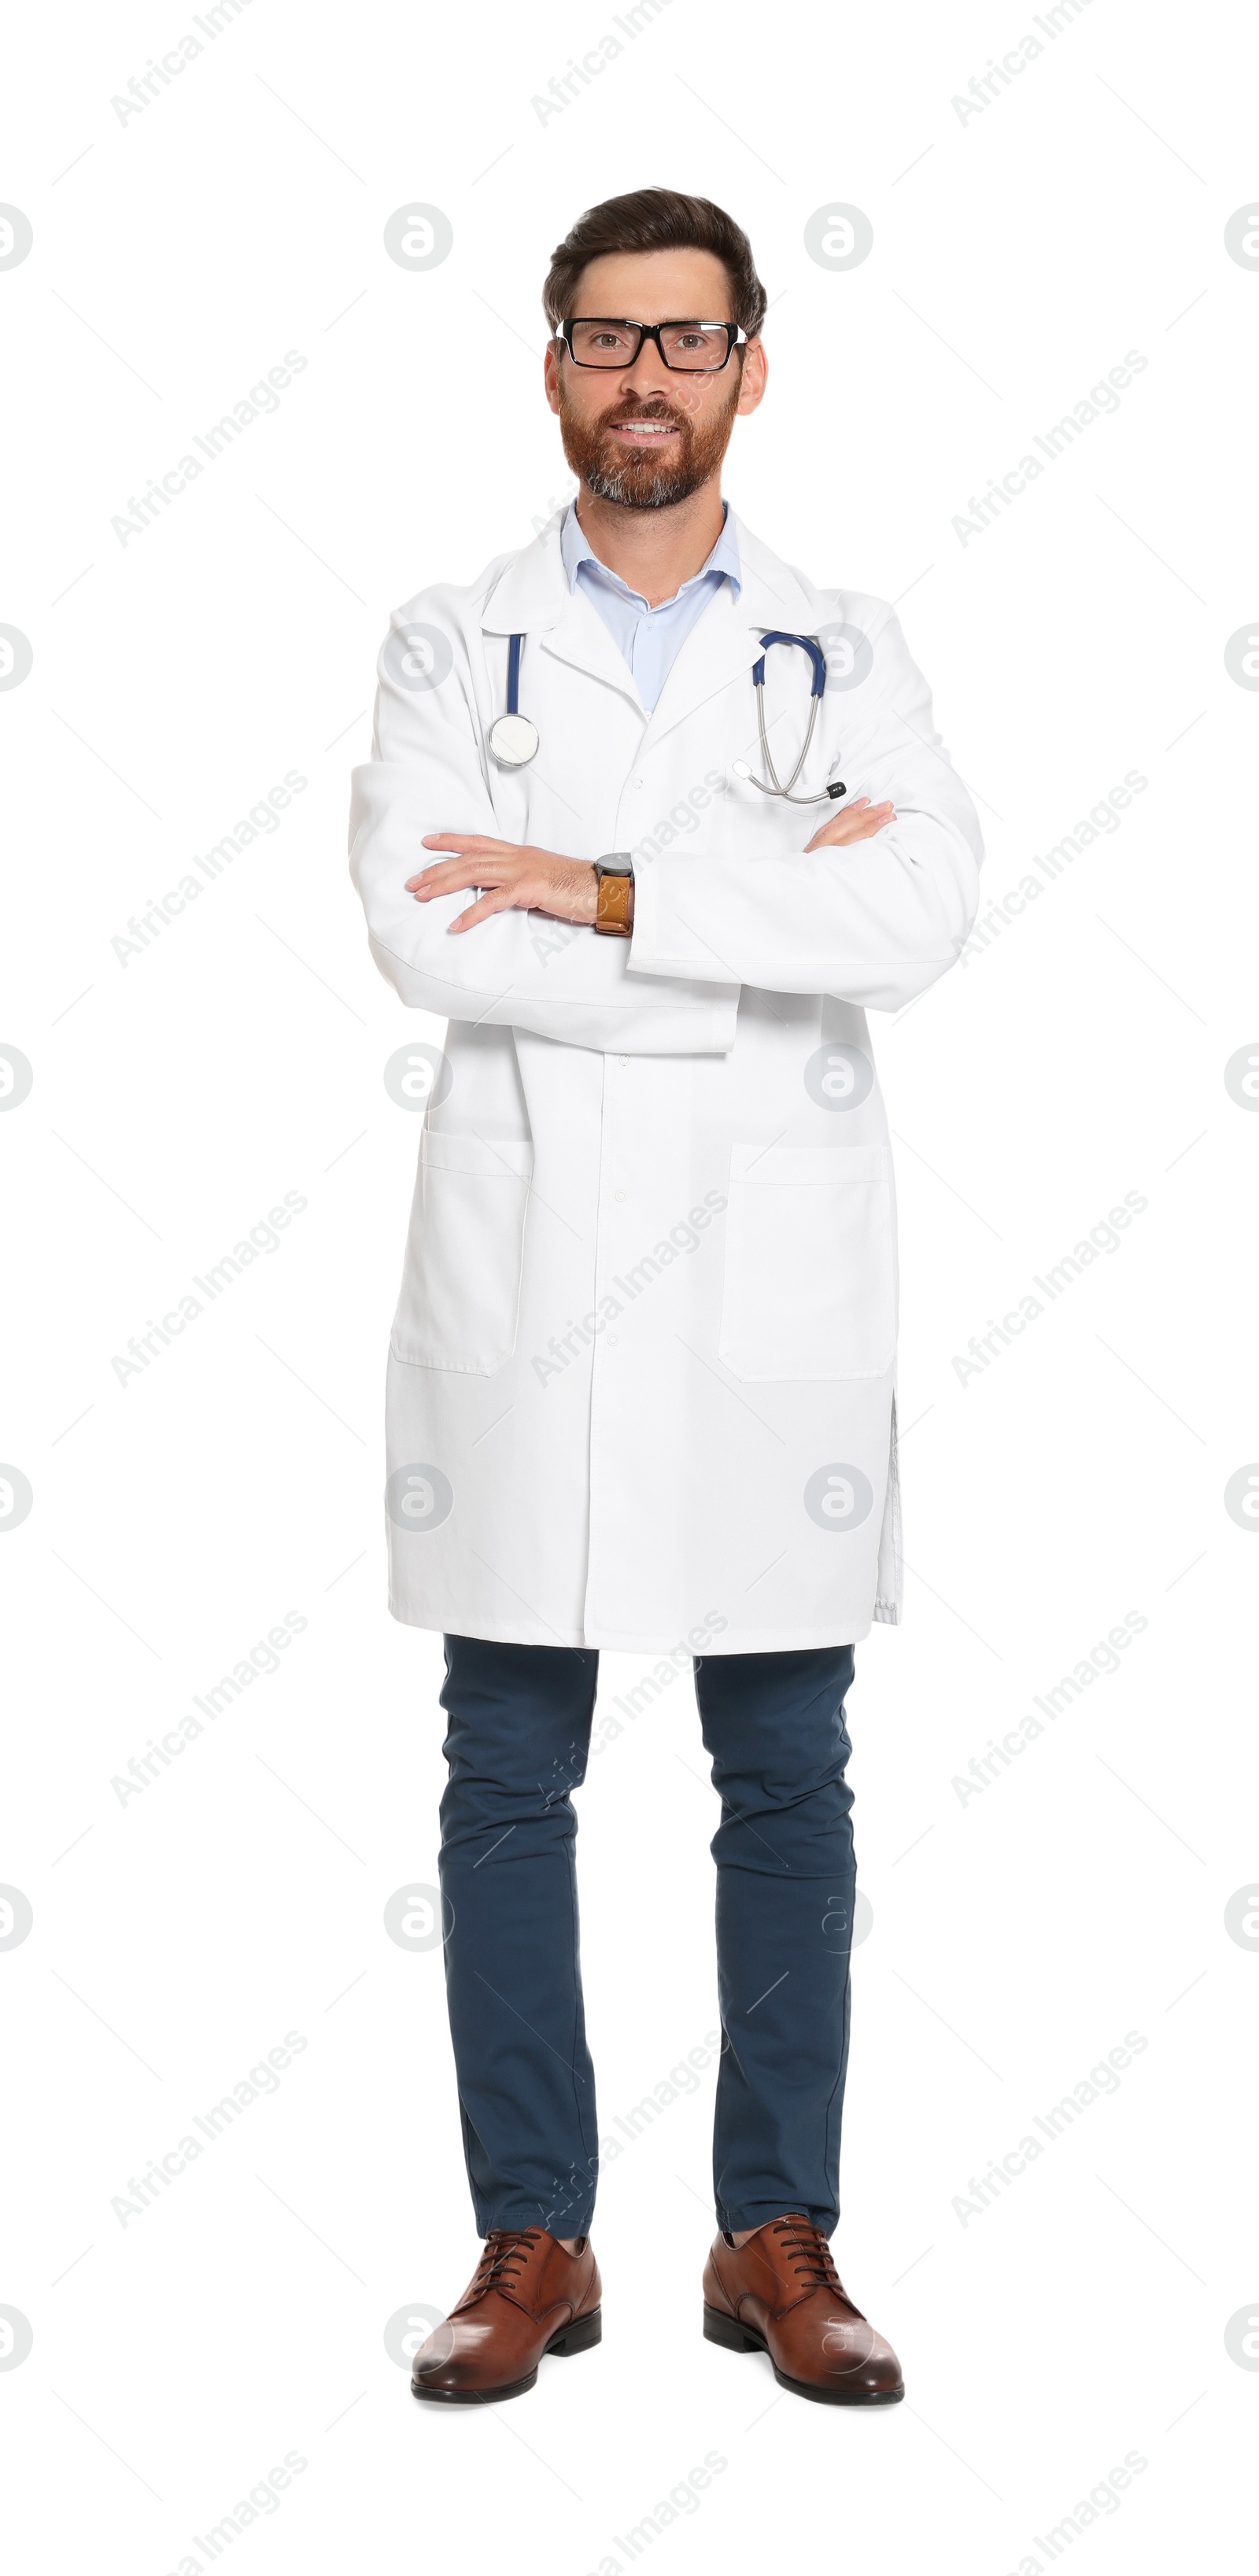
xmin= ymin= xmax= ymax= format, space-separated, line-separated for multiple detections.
xmin=608 ymin=328 xmax=674 ymax=388
xmin=620 ymin=345 xmax=673 ymax=397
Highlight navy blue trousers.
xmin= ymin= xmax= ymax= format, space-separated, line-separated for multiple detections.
xmin=437 ymin=1634 xmax=858 ymax=2238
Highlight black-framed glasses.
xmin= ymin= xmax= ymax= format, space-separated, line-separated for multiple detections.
xmin=559 ymin=317 xmax=748 ymax=371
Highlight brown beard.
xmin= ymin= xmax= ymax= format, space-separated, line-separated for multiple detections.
xmin=556 ymin=369 xmax=742 ymax=511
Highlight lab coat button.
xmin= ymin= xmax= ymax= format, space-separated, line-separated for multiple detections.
xmin=615 ymin=1188 xmax=626 ymax=1202
xmin=606 ymin=1334 xmax=618 ymax=1348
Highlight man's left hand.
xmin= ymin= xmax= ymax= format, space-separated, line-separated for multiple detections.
xmin=408 ymin=836 xmax=597 ymax=933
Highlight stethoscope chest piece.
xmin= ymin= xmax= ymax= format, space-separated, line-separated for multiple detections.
xmin=489 ymin=633 xmax=539 ymax=767
xmin=488 ymin=710 xmax=539 ymax=767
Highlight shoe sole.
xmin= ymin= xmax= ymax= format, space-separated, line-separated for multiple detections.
xmin=703 ymin=2302 xmax=903 ymax=2406
xmin=412 ymin=2305 xmax=602 ymax=2404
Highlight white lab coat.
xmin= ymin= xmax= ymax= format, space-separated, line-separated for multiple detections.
xmin=349 ymin=509 xmax=982 ymax=1652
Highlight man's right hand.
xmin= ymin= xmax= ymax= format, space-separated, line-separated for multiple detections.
xmin=804 ymin=795 xmax=895 ymax=854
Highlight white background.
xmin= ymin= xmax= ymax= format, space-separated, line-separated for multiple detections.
xmin=2 ymin=0 xmax=1257 ymax=2567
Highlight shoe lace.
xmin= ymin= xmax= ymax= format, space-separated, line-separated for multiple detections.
xmin=770 ymin=2216 xmax=848 ymax=2298
xmin=473 ymin=2227 xmax=544 ymax=2293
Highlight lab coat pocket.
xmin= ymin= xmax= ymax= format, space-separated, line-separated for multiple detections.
xmin=718 ymin=1140 xmax=896 ymax=1381
xmin=391 ymin=1129 xmax=534 ymax=1374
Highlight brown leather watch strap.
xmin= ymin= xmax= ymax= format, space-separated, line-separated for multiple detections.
xmin=595 ymin=870 xmax=634 ymax=937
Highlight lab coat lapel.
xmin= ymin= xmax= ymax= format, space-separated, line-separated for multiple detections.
xmin=481 ymin=507 xmax=647 ymax=716
xmin=539 ymin=589 xmax=651 ymax=710
xmin=635 ymin=514 xmax=820 ymax=759
xmin=635 ymin=581 xmax=762 ymax=761
xmin=479 ymin=511 xmax=568 ymax=634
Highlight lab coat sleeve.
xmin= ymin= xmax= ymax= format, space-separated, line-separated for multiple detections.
xmin=627 ymin=610 xmax=984 ymax=1012
xmin=349 ymin=606 xmax=739 ymax=1054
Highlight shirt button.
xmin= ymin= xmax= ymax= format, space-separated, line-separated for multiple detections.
xmin=615 ymin=1189 xmax=626 ymax=1202
xmin=632 ymin=775 xmax=644 ymax=788
xmin=606 ymin=1334 xmax=618 ymax=1348
xmin=618 ymin=1055 xmax=630 ymax=1068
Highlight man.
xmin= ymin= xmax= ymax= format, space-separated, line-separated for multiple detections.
xmin=349 ymin=187 xmax=982 ymax=2408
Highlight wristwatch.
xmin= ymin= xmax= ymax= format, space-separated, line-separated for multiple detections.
xmin=594 ymin=852 xmax=634 ymax=938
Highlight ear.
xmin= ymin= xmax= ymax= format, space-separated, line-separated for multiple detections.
xmin=735 ymin=337 xmax=768 ymax=419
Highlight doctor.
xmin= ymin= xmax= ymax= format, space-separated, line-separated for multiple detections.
xmin=349 ymin=187 xmax=982 ymax=2409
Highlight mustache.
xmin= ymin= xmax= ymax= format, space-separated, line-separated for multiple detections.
xmin=600 ymin=403 xmax=688 ymax=429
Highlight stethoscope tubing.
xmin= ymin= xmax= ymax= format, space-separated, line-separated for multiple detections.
xmin=744 ymin=630 xmax=837 ymax=805
xmin=490 ymin=628 xmax=844 ymax=804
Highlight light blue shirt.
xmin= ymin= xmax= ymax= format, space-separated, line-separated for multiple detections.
xmin=559 ymin=502 xmax=742 ymax=714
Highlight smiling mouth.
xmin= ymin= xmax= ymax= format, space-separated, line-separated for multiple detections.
xmin=607 ymin=418 xmax=681 ymax=441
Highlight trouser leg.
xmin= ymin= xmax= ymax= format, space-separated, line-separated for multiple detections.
xmin=438 ymin=1633 xmax=600 ymax=2237
xmin=693 ymin=1644 xmax=858 ymax=2235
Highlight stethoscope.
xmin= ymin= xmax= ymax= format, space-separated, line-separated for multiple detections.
xmin=734 ymin=631 xmax=847 ymax=806
xmin=486 ymin=633 xmax=540 ymax=768
xmin=487 ymin=628 xmax=846 ymax=805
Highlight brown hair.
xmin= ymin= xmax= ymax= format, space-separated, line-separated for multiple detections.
xmin=542 ymin=188 xmax=767 ymax=338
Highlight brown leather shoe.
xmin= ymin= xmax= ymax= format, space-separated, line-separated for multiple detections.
xmin=703 ymin=2214 xmax=903 ymax=2405
xmin=412 ymin=2227 xmax=601 ymax=2404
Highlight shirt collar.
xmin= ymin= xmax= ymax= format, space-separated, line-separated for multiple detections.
xmin=559 ymin=499 xmax=742 ymax=607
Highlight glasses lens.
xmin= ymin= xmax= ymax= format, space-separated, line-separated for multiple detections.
xmin=659 ymin=325 xmax=731 ymax=369
xmin=568 ymin=321 xmax=642 ymax=366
